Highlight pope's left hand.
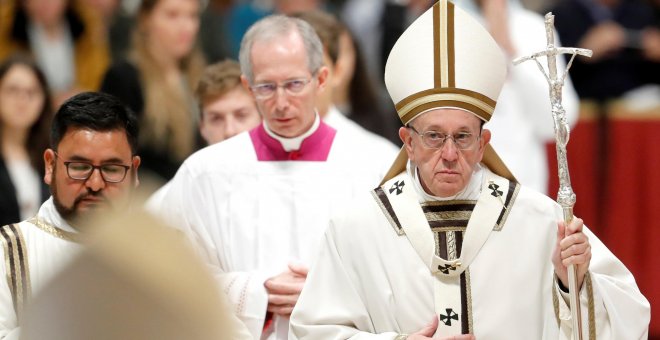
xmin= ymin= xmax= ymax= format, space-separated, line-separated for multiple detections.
xmin=552 ymin=217 xmax=592 ymax=291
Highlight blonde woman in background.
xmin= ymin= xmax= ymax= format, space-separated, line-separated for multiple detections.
xmin=146 ymin=59 xmax=261 ymax=209
xmin=101 ymin=0 xmax=205 ymax=182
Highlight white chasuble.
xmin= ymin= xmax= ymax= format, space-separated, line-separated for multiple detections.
xmin=375 ymin=170 xmax=517 ymax=336
xmin=290 ymin=167 xmax=650 ymax=339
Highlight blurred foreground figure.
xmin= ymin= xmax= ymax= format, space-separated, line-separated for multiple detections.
xmin=20 ymin=211 xmax=251 ymax=340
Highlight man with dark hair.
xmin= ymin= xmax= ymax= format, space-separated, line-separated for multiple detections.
xmin=0 ymin=92 xmax=141 ymax=339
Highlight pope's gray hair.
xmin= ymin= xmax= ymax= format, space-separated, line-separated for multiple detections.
xmin=239 ymin=15 xmax=324 ymax=83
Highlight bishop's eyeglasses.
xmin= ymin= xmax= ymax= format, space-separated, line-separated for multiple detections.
xmin=250 ymin=78 xmax=313 ymax=99
xmin=408 ymin=126 xmax=480 ymax=150
xmin=55 ymin=152 xmax=131 ymax=183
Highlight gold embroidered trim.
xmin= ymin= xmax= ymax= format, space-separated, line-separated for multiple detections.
xmin=465 ymin=268 xmax=474 ymax=333
xmin=433 ymin=232 xmax=441 ymax=258
xmin=425 ymin=210 xmax=472 ymax=221
xmin=398 ymin=92 xmax=495 ymax=124
xmin=396 ymin=88 xmax=495 ymax=112
xmin=493 ymin=182 xmax=520 ymax=231
xmin=27 ymin=217 xmax=81 ymax=243
xmin=446 ymin=231 xmax=457 ymax=260
xmin=421 ymin=199 xmax=477 ymax=207
xmin=371 ymin=190 xmax=405 ymax=236
xmin=430 ymin=226 xmax=467 ymax=233
xmin=433 ymin=1 xmax=455 ymax=87
xmin=439 ymin=0 xmax=449 ymax=87
xmin=552 ymin=275 xmax=561 ymax=327
xmin=433 ymin=2 xmax=441 ymax=88
xmin=0 ymin=224 xmax=31 ymax=323
xmin=447 ymin=3 xmax=455 ymax=87
xmin=585 ymin=272 xmax=596 ymax=340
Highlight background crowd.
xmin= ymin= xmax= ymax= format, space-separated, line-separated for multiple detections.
xmin=0 ymin=0 xmax=659 ymax=337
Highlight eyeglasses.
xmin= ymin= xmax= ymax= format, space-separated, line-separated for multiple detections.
xmin=408 ymin=126 xmax=480 ymax=150
xmin=250 ymin=78 xmax=312 ymax=99
xmin=55 ymin=153 xmax=131 ymax=183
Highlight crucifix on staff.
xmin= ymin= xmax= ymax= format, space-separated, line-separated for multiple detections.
xmin=514 ymin=12 xmax=593 ymax=340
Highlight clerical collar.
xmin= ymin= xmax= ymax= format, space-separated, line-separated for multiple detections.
xmin=407 ymin=160 xmax=484 ymax=203
xmin=263 ymin=113 xmax=321 ymax=152
xmin=249 ymin=114 xmax=336 ymax=162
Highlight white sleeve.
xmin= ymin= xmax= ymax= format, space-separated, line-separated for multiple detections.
xmin=0 ymin=284 xmax=19 ymax=340
xmin=217 ymin=271 xmax=269 ymax=339
xmin=0 ymin=329 xmax=19 ymax=340
xmin=554 ymin=228 xmax=650 ymax=340
xmin=152 ymin=164 xmax=269 ymax=339
xmin=290 ymin=222 xmax=400 ymax=340
xmin=143 ymin=181 xmax=171 ymax=212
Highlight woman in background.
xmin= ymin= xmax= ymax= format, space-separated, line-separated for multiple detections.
xmin=0 ymin=0 xmax=109 ymax=107
xmin=0 ymin=55 xmax=52 ymax=226
xmin=101 ymin=0 xmax=205 ymax=182
xmin=332 ymin=26 xmax=400 ymax=144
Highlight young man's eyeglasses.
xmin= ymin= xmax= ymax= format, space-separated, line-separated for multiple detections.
xmin=250 ymin=78 xmax=312 ymax=99
xmin=55 ymin=153 xmax=131 ymax=183
xmin=408 ymin=126 xmax=480 ymax=150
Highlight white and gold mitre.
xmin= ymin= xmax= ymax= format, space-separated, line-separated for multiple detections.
xmin=381 ymin=0 xmax=516 ymax=184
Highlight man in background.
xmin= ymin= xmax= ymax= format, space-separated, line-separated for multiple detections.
xmin=154 ymin=15 xmax=393 ymax=339
xmin=196 ymin=59 xmax=261 ymax=146
xmin=147 ymin=59 xmax=260 ymax=204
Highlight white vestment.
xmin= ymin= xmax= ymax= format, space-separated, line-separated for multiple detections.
xmin=155 ymin=122 xmax=396 ymax=339
xmin=146 ymin=107 xmax=399 ymax=211
xmin=0 ymin=198 xmax=82 ymax=340
xmin=290 ymin=165 xmax=649 ymax=339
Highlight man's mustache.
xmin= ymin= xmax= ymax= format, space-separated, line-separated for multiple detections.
xmin=73 ymin=190 xmax=108 ymax=207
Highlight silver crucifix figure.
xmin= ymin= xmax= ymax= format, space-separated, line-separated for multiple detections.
xmin=513 ymin=12 xmax=592 ymax=340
